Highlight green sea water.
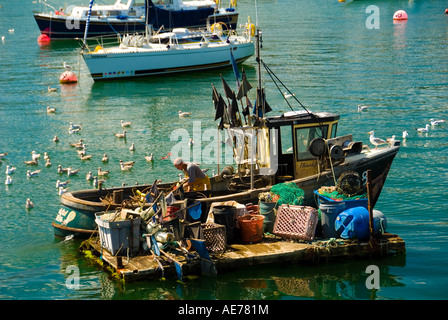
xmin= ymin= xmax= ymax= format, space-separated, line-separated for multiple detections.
xmin=0 ymin=0 xmax=447 ymax=301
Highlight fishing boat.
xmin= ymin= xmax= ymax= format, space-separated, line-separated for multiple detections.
xmin=52 ymin=27 xmax=400 ymax=238
xmin=33 ymin=0 xmax=239 ymax=40
xmin=80 ymin=25 xmax=255 ymax=80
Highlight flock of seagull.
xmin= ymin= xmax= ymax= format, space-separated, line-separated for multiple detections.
xmin=358 ymin=105 xmax=446 ymax=148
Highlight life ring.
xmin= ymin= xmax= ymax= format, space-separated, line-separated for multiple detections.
xmin=211 ymin=23 xmax=223 ymax=36
xmin=247 ymin=23 xmax=255 ymax=37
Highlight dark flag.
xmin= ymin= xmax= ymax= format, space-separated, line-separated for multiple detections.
xmin=229 ymin=48 xmax=241 ymax=87
xmin=212 ymin=84 xmax=225 ymax=121
xmin=243 ymin=96 xmax=252 ymax=117
xmin=236 ymin=68 xmax=253 ymax=100
xmin=254 ymin=88 xmax=272 ymax=117
xmin=221 ymin=75 xmax=234 ymax=100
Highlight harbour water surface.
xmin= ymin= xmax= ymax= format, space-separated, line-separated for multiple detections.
xmin=0 ymin=0 xmax=447 ymax=300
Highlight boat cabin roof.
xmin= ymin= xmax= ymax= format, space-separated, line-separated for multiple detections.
xmin=265 ymin=110 xmax=340 ymax=128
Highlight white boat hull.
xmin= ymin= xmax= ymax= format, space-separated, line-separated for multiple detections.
xmin=82 ymin=41 xmax=254 ymax=81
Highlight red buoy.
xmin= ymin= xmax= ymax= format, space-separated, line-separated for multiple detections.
xmin=37 ymin=34 xmax=51 ymax=43
xmin=59 ymin=71 xmax=78 ymax=84
xmin=445 ymin=8 xmax=448 ymax=15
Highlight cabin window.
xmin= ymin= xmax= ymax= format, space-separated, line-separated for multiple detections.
xmin=280 ymin=126 xmax=293 ymax=154
xmin=331 ymin=123 xmax=338 ymax=138
xmin=295 ymin=126 xmax=328 ymax=160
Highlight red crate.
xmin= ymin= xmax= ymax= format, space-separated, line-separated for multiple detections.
xmin=273 ymin=205 xmax=318 ymax=241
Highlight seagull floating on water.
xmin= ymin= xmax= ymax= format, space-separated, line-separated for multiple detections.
xmin=53 ymin=135 xmax=60 ymax=143
xmin=27 ymin=169 xmax=41 ymax=178
xmin=120 ymin=160 xmax=135 ymax=167
xmin=5 ymin=175 xmax=12 ymax=185
xmin=368 ymin=131 xmax=388 ymax=149
xmin=358 ymin=105 xmax=369 ymax=112
xmin=402 ymin=131 xmax=409 ymax=139
xmin=5 ymin=165 xmax=16 ymax=175
xmin=26 ymin=198 xmax=35 ymax=209
xmin=24 ymin=159 xmax=38 ymax=165
xmin=67 ymin=168 xmax=80 ymax=177
xmin=58 ymin=186 xmax=69 ymax=196
xmin=114 ymin=130 xmax=126 ymax=138
xmin=97 ymin=167 xmax=110 ymax=176
xmin=45 ymin=158 xmax=52 ymax=167
xmin=0 ymin=152 xmax=8 ymax=158
xmin=416 ymin=124 xmax=430 ymax=133
xmin=129 ymin=143 xmax=135 ymax=152
xmin=70 ymin=139 xmax=84 ymax=148
xmin=86 ymin=172 xmax=93 ymax=181
xmin=178 ymin=110 xmax=191 ymax=118
xmin=102 ymin=153 xmax=109 ymax=162
xmin=63 ymin=61 xmax=72 ymax=70
xmin=145 ymin=153 xmax=154 ymax=162
xmin=56 ymin=179 xmax=70 ymax=188
xmin=120 ymin=161 xmax=134 ymax=171
xmin=121 ymin=120 xmax=132 ymax=127
xmin=31 ymin=151 xmax=41 ymax=161
xmin=57 ymin=165 xmax=70 ymax=174
xmin=283 ymin=92 xmax=295 ymax=99
xmin=430 ymin=118 xmax=446 ymax=126
xmin=48 ymin=86 xmax=57 ymax=93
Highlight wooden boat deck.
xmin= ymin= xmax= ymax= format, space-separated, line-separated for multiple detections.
xmin=79 ymin=233 xmax=405 ymax=282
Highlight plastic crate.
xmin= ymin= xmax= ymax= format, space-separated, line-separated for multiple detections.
xmin=95 ymin=212 xmax=141 ymax=256
xmin=273 ymin=205 xmax=318 ymax=241
xmin=314 ymin=190 xmax=368 ymax=210
xmin=202 ymin=222 xmax=226 ymax=252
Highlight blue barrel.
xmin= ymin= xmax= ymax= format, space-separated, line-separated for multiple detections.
xmin=319 ymin=201 xmax=346 ymax=238
xmin=334 ymin=207 xmax=370 ymax=240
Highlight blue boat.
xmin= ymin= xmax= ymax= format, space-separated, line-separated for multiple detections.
xmin=33 ymin=0 xmax=239 ymax=40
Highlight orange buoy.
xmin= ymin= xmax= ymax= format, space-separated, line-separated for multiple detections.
xmin=445 ymin=8 xmax=448 ymax=14
xmin=37 ymin=34 xmax=50 ymax=43
xmin=59 ymin=71 xmax=78 ymax=84
xmin=393 ymin=10 xmax=408 ymax=20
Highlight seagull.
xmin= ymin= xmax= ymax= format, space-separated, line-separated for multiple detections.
xmin=178 ymin=110 xmax=191 ymax=118
xmin=5 ymin=175 xmax=12 ymax=185
xmin=86 ymin=172 xmax=93 ymax=181
xmin=8 ymin=29 xmax=14 ymax=34
xmin=368 ymin=131 xmax=388 ymax=149
xmin=56 ymin=179 xmax=70 ymax=188
xmin=120 ymin=161 xmax=133 ymax=171
xmin=1 ymin=36 xmax=5 ymax=44
xmin=430 ymin=118 xmax=445 ymax=126
xmin=26 ymin=198 xmax=35 ymax=209
xmin=129 ymin=143 xmax=135 ymax=152
xmin=283 ymin=92 xmax=295 ymax=99
xmin=102 ymin=153 xmax=109 ymax=162
xmin=44 ymin=152 xmax=50 ymax=161
xmin=47 ymin=106 xmax=56 ymax=113
xmin=58 ymin=186 xmax=69 ymax=196
xmin=27 ymin=169 xmax=41 ymax=178
xmin=5 ymin=165 xmax=16 ymax=175
xmin=97 ymin=167 xmax=110 ymax=176
xmin=0 ymin=152 xmax=8 ymax=158
xmin=114 ymin=130 xmax=126 ymax=138
xmin=79 ymin=152 xmax=93 ymax=161
xmin=67 ymin=168 xmax=80 ymax=176
xmin=45 ymin=158 xmax=52 ymax=167
xmin=24 ymin=159 xmax=38 ymax=165
xmin=68 ymin=127 xmax=81 ymax=134
xmin=402 ymin=131 xmax=409 ymax=139
xmin=31 ymin=151 xmax=41 ymax=161
xmin=69 ymin=122 xmax=82 ymax=131
xmin=48 ymin=86 xmax=57 ymax=93
xmin=53 ymin=135 xmax=60 ymax=143
xmin=416 ymin=124 xmax=430 ymax=133
xmin=57 ymin=165 xmax=70 ymax=174
xmin=70 ymin=139 xmax=84 ymax=148
xmin=121 ymin=120 xmax=132 ymax=127
xmin=387 ymin=135 xmax=397 ymax=146
xmin=63 ymin=61 xmax=72 ymax=70
xmin=358 ymin=105 xmax=369 ymax=112
xmin=145 ymin=153 xmax=154 ymax=162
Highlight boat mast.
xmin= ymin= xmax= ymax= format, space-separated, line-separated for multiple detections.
xmin=82 ymin=0 xmax=95 ymax=47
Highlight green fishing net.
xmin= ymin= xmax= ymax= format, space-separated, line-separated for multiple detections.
xmin=271 ymin=182 xmax=305 ymax=206
xmin=318 ymin=189 xmax=367 ymax=201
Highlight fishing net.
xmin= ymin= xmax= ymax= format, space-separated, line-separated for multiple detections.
xmin=317 ymin=186 xmax=367 ymax=201
xmin=271 ymin=182 xmax=305 ymax=206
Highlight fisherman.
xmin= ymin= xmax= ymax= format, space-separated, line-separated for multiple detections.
xmin=173 ymin=157 xmax=211 ymax=192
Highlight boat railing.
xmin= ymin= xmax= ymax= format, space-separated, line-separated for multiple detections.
xmin=79 ymin=33 xmax=124 ymax=53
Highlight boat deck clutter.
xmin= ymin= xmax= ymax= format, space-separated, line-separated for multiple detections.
xmin=79 ymin=182 xmax=405 ymax=282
